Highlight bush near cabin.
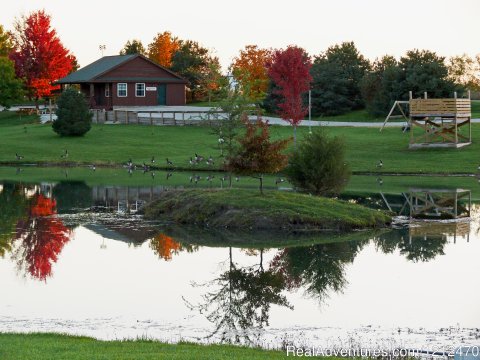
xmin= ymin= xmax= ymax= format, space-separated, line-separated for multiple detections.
xmin=52 ymin=88 xmax=92 ymax=136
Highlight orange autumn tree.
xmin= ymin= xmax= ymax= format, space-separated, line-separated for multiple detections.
xmin=225 ymin=116 xmax=291 ymax=194
xmin=230 ymin=45 xmax=272 ymax=103
xmin=14 ymin=194 xmax=71 ymax=281
xmin=150 ymin=233 xmax=181 ymax=261
xmin=147 ymin=31 xmax=179 ymax=68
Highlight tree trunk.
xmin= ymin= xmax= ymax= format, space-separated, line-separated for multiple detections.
xmin=259 ymin=175 xmax=264 ymax=195
xmin=293 ymin=125 xmax=297 ymax=150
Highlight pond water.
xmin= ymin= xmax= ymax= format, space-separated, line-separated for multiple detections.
xmin=0 ymin=167 xmax=479 ymax=352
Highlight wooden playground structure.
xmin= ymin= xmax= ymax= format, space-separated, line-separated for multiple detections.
xmin=381 ymin=91 xmax=472 ymax=149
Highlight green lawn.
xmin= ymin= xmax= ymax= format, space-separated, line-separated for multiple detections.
xmin=0 ymin=333 xmax=295 ymax=360
xmin=1 ymin=111 xmax=479 ymax=174
xmin=472 ymin=99 xmax=480 ymax=118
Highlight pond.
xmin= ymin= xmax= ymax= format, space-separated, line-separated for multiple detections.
xmin=0 ymin=166 xmax=479 ymax=352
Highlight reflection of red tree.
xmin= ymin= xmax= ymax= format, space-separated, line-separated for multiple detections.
xmin=150 ymin=234 xmax=181 ymax=261
xmin=15 ymin=194 xmax=71 ymax=281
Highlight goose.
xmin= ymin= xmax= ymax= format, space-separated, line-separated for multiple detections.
xmin=206 ymin=175 xmax=214 ymax=182
xmin=166 ymin=158 xmax=174 ymax=167
xmin=166 ymin=172 xmax=173 ymax=180
xmin=15 ymin=153 xmax=24 ymax=160
xmin=90 ymin=164 xmax=96 ymax=171
xmin=377 ymin=177 xmax=383 ymax=185
xmin=189 ymin=157 xmax=196 ymax=166
xmin=16 ymin=167 xmax=23 ymax=174
xmin=194 ymin=153 xmax=204 ymax=162
xmin=376 ymin=160 xmax=383 ymax=169
xmin=206 ymin=156 xmax=215 ymax=166
xmin=151 ymin=172 xmax=155 ymax=179
xmin=142 ymin=163 xmax=150 ymax=172
xmin=60 ymin=149 xmax=68 ymax=159
xmin=275 ymin=178 xmax=285 ymax=185
xmin=235 ymin=176 xmax=240 ymax=182
xmin=151 ymin=156 xmax=155 ymax=164
xmin=127 ymin=158 xmax=133 ymax=168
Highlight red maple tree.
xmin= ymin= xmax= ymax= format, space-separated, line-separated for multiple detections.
xmin=226 ymin=115 xmax=291 ymax=194
xmin=267 ymin=46 xmax=312 ymax=145
xmin=10 ymin=10 xmax=76 ymax=105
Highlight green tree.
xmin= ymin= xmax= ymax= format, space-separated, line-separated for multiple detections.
xmin=362 ymin=50 xmax=458 ymax=116
xmin=171 ymin=40 xmax=221 ymax=102
xmin=360 ymin=55 xmax=401 ymax=117
xmin=397 ymin=49 xmax=457 ymax=99
xmin=0 ymin=24 xmax=13 ymax=56
xmin=119 ymin=39 xmax=146 ymax=55
xmin=311 ymin=42 xmax=370 ymax=116
xmin=0 ymin=57 xmax=24 ymax=108
xmin=52 ymin=88 xmax=92 ymax=136
xmin=285 ymin=130 xmax=350 ymax=196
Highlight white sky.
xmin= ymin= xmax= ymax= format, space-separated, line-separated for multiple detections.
xmin=1 ymin=0 xmax=478 ymax=71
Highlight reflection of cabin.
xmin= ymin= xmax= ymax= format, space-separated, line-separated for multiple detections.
xmin=92 ymin=185 xmax=168 ymax=214
xmin=409 ymin=92 xmax=471 ymax=149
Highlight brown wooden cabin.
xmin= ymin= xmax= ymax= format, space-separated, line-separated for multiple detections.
xmin=56 ymin=54 xmax=187 ymax=109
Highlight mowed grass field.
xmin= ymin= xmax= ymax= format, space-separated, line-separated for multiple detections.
xmin=1 ymin=111 xmax=479 ymax=174
xmin=0 ymin=333 xmax=296 ymax=360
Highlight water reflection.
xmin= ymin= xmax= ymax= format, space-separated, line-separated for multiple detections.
xmin=0 ymin=178 xmax=478 ymax=348
xmin=186 ymin=247 xmax=292 ymax=344
xmin=379 ymin=188 xmax=471 ymax=220
xmin=0 ymin=183 xmax=72 ymax=281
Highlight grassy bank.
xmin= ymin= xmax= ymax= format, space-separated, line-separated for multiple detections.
xmin=144 ymin=189 xmax=390 ymax=231
xmin=0 ymin=333 xmax=294 ymax=360
xmin=2 ymin=111 xmax=480 ymax=174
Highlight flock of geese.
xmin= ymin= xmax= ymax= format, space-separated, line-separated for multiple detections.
xmin=12 ymin=153 xmax=480 ymax=185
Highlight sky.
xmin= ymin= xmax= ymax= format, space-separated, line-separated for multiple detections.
xmin=1 ymin=0 xmax=478 ymax=71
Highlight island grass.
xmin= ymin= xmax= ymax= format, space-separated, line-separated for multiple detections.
xmin=144 ymin=188 xmax=390 ymax=231
xmin=1 ymin=111 xmax=480 ymax=174
xmin=0 ymin=333 xmax=294 ymax=360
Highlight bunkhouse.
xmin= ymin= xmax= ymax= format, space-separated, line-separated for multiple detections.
xmin=56 ymin=54 xmax=187 ymax=109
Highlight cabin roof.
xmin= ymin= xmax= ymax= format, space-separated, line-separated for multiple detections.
xmin=57 ymin=54 xmax=187 ymax=84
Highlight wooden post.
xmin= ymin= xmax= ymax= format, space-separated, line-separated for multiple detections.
xmin=468 ymin=90 xmax=471 ymax=99
xmin=455 ymin=117 xmax=458 ymax=144
xmin=409 ymin=91 xmax=413 ymax=100
xmin=149 ymin=112 xmax=152 ymax=125
xmin=161 ymin=112 xmax=164 ymax=125
xmin=454 ymin=91 xmax=457 ymax=99
xmin=174 ymin=112 xmax=176 ymax=126
xmin=49 ymin=98 xmax=53 ymax=123
xmin=126 ymin=110 xmax=128 ymax=124
xmin=114 ymin=110 xmax=117 ymax=122
xmin=469 ymin=117 xmax=472 ymax=142
xmin=424 ymin=92 xmax=427 ymax=99
xmin=137 ymin=112 xmax=140 ymax=124
xmin=182 ymin=111 xmax=185 ymax=125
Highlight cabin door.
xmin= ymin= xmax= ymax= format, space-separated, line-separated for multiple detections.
xmin=157 ymin=84 xmax=167 ymax=105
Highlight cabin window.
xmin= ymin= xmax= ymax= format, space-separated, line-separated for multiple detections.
xmin=105 ymin=85 xmax=110 ymax=98
xmin=117 ymin=83 xmax=127 ymax=97
xmin=135 ymin=83 xmax=145 ymax=97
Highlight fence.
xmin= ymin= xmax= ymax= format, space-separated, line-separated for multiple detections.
xmin=90 ymin=109 xmax=236 ymax=126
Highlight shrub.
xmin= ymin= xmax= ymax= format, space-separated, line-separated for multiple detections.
xmin=52 ymin=88 xmax=92 ymax=136
xmin=285 ymin=130 xmax=350 ymax=196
